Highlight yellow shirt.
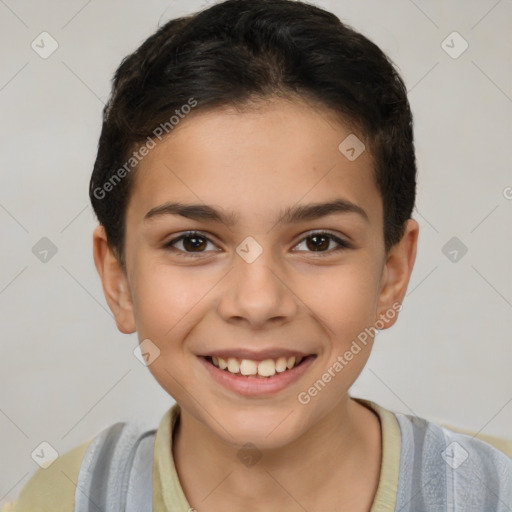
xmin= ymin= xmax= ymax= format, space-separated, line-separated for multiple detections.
xmin=5 ymin=398 xmax=511 ymax=511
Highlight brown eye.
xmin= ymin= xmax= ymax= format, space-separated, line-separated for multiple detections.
xmin=181 ymin=234 xmax=208 ymax=252
xmin=294 ymin=231 xmax=350 ymax=254
xmin=306 ymin=234 xmax=330 ymax=251
xmin=163 ymin=231 xmax=217 ymax=256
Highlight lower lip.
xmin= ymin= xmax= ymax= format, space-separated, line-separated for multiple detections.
xmin=199 ymin=355 xmax=316 ymax=397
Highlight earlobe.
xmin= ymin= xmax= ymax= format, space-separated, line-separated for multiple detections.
xmin=92 ymin=225 xmax=136 ymax=334
xmin=377 ymin=219 xmax=419 ymax=328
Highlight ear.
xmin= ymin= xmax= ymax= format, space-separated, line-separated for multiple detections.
xmin=92 ymin=225 xmax=136 ymax=334
xmin=376 ymin=219 xmax=419 ymax=329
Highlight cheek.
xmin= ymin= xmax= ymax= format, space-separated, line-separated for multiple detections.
xmin=130 ymin=258 xmax=228 ymax=349
xmin=129 ymin=265 xmax=211 ymax=396
xmin=131 ymin=267 xmax=198 ymax=337
xmin=299 ymin=260 xmax=381 ymax=386
xmin=298 ymin=262 xmax=380 ymax=337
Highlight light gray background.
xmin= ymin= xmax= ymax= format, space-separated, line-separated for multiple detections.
xmin=1 ymin=0 xmax=511 ymax=502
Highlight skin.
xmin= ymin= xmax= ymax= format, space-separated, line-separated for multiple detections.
xmin=93 ymin=97 xmax=418 ymax=512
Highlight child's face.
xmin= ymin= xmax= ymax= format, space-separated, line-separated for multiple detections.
xmin=95 ymin=98 xmax=417 ymax=449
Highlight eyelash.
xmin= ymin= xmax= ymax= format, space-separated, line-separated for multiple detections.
xmin=162 ymin=230 xmax=351 ymax=258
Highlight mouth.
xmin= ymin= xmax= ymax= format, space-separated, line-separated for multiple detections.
xmin=198 ymin=353 xmax=317 ymax=397
xmin=203 ymin=354 xmax=310 ymax=378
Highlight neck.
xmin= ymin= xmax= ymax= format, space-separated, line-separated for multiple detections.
xmin=172 ymin=396 xmax=382 ymax=512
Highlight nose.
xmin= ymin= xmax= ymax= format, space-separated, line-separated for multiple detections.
xmin=217 ymin=247 xmax=298 ymax=329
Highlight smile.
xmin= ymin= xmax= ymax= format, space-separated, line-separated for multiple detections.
xmin=206 ymin=355 xmax=304 ymax=377
xmin=199 ymin=354 xmax=317 ymax=397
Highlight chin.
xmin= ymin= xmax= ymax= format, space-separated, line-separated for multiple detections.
xmin=210 ymin=406 xmax=306 ymax=451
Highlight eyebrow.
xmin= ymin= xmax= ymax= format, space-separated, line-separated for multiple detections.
xmin=144 ymin=198 xmax=369 ymax=226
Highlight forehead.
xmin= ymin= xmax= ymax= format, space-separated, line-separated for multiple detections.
xmin=126 ymin=98 xmax=382 ymax=230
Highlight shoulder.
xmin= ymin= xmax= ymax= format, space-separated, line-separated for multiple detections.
xmin=9 ymin=437 xmax=93 ymax=512
xmin=393 ymin=410 xmax=512 ymax=510
xmin=395 ymin=410 xmax=512 ymax=466
xmin=5 ymin=418 xmax=158 ymax=512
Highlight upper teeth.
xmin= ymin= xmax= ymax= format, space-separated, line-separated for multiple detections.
xmin=211 ymin=356 xmax=303 ymax=377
